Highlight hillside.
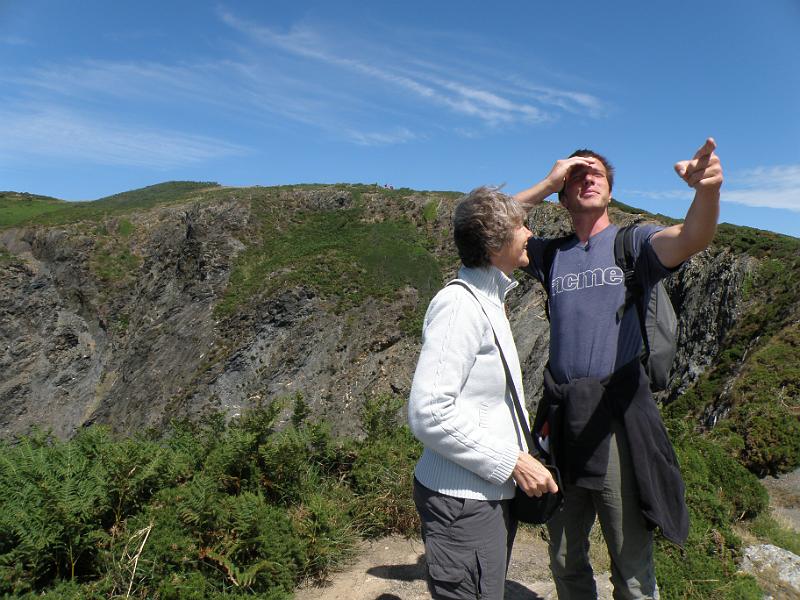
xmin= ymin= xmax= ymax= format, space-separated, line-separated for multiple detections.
xmin=1 ymin=181 xmax=799 ymax=598
xmin=0 ymin=182 xmax=798 ymax=466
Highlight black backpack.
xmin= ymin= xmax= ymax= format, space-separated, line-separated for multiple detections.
xmin=541 ymin=225 xmax=677 ymax=391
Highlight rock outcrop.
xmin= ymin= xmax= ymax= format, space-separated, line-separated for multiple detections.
xmin=0 ymin=185 xmax=791 ymax=440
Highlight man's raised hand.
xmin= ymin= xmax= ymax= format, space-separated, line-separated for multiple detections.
xmin=546 ymin=155 xmax=598 ymax=195
xmin=674 ymin=137 xmax=723 ymax=191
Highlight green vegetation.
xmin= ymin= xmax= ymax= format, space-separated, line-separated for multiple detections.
xmin=748 ymin=512 xmax=800 ymax=556
xmin=0 ymin=192 xmax=68 ymax=228
xmin=91 ymin=244 xmax=141 ymax=284
xmin=609 ymin=198 xmax=680 ymax=226
xmin=89 ymin=219 xmax=142 ymax=286
xmin=2 ymin=393 xmax=789 ymax=599
xmin=654 ymin=431 xmax=768 ymax=599
xmin=117 ymin=219 xmax=135 ymax=237
xmin=216 ymin=201 xmax=442 ymax=316
xmin=664 ymin=228 xmax=800 ymax=477
xmin=0 ymin=182 xmax=219 ymax=229
xmin=0 ymin=394 xmax=420 ymax=599
xmin=421 ymin=199 xmax=439 ymax=223
xmin=93 ymin=181 xmax=219 ymax=210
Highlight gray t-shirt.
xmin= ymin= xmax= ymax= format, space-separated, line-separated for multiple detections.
xmin=524 ymin=224 xmax=675 ymax=383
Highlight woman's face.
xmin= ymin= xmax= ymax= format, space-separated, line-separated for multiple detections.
xmin=491 ymin=223 xmax=532 ymax=275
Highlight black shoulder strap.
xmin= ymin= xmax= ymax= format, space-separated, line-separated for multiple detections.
xmin=541 ymin=234 xmax=575 ymax=320
xmin=614 ymin=225 xmax=650 ymax=356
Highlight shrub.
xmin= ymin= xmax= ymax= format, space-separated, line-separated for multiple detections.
xmin=0 ymin=430 xmax=111 ymax=592
xmin=350 ymin=395 xmax=422 ymax=537
xmin=654 ymin=434 xmax=768 ymax=598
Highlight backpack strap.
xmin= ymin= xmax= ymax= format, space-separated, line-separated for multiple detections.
xmin=614 ymin=225 xmax=651 ymax=359
xmin=541 ymin=234 xmax=575 ymax=320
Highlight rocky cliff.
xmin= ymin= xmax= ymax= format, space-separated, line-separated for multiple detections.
xmin=1 ymin=184 xmax=798 ymax=472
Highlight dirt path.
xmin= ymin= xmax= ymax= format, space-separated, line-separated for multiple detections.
xmin=297 ymin=469 xmax=800 ymax=599
xmin=761 ymin=467 xmax=800 ymax=533
xmin=295 ymin=526 xmax=614 ymax=600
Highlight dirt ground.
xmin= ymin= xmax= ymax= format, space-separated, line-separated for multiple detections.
xmin=296 ymin=468 xmax=800 ymax=600
xmin=294 ymin=526 xmax=614 ymax=600
xmin=761 ymin=467 xmax=800 ymax=533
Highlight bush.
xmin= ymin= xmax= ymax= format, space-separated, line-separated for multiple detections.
xmin=0 ymin=430 xmax=111 ymax=592
xmin=350 ymin=395 xmax=422 ymax=537
xmin=713 ymin=402 xmax=800 ymax=477
xmin=654 ymin=434 xmax=768 ymax=598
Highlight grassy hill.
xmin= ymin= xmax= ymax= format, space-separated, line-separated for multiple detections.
xmin=0 ymin=192 xmax=69 ymax=228
xmin=0 ymin=181 xmax=220 ymax=229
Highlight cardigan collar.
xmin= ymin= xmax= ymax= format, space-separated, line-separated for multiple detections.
xmin=457 ymin=265 xmax=519 ymax=308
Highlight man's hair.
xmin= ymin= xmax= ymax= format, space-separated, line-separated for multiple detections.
xmin=558 ymin=149 xmax=615 ymax=201
xmin=453 ymin=186 xmax=527 ymax=268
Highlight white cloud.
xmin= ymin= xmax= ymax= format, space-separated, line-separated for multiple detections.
xmin=217 ymin=10 xmax=602 ymax=128
xmin=1 ymin=10 xmax=607 ymax=162
xmin=343 ymin=127 xmax=418 ymax=146
xmin=623 ymin=165 xmax=800 ymax=212
xmin=619 ymin=189 xmax=693 ymax=202
xmin=0 ymin=106 xmax=248 ymax=168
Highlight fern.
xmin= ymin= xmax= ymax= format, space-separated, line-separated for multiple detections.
xmin=0 ymin=431 xmax=110 ymax=591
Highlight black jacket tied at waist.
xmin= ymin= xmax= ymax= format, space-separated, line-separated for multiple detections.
xmin=533 ymin=359 xmax=689 ymax=546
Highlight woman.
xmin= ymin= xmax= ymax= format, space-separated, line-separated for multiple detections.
xmin=408 ymin=186 xmax=558 ymax=600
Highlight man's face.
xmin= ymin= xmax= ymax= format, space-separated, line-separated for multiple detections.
xmin=560 ymin=159 xmax=611 ymax=214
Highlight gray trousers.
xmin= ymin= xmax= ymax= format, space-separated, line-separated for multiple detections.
xmin=413 ymin=479 xmax=517 ymax=600
xmin=546 ymin=421 xmax=659 ymax=600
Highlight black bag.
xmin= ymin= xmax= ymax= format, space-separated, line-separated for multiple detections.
xmin=447 ymin=281 xmax=564 ymax=524
xmin=511 ymin=464 xmax=563 ymax=524
xmin=504 ymin=370 xmax=563 ymax=524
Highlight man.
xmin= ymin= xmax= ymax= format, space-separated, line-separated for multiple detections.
xmin=513 ymin=139 xmax=723 ymax=599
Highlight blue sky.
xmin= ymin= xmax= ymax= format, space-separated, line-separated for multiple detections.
xmin=1 ymin=1 xmax=799 ymax=237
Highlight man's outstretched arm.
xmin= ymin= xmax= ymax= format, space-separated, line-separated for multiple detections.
xmin=513 ymin=156 xmax=598 ymax=210
xmin=651 ymin=137 xmax=723 ymax=268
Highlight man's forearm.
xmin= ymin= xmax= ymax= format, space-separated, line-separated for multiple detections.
xmin=513 ymin=155 xmax=597 ymax=211
xmin=681 ymin=187 xmax=720 ymax=253
xmin=513 ymin=179 xmax=558 ymax=211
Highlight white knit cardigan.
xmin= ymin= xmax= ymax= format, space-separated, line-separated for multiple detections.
xmin=408 ymin=265 xmax=530 ymax=501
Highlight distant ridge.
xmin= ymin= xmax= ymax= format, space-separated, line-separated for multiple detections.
xmin=0 ymin=191 xmax=69 ymax=228
xmin=0 ymin=181 xmax=220 ymax=228
xmin=92 ymin=181 xmax=220 ymax=208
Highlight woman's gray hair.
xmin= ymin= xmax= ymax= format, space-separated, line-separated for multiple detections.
xmin=453 ymin=186 xmax=527 ymax=268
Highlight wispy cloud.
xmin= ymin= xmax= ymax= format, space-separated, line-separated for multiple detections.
xmin=217 ymin=9 xmax=604 ymax=127
xmin=344 ymin=127 xmax=418 ymax=146
xmin=0 ymin=106 xmax=248 ymax=168
xmin=622 ymin=165 xmax=800 ymax=212
xmin=2 ymin=9 xmax=607 ymax=164
xmin=4 ymin=56 xmax=416 ymax=148
xmin=619 ymin=189 xmax=693 ymax=202
xmin=722 ymin=165 xmax=800 ymax=211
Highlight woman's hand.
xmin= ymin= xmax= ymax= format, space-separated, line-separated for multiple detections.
xmin=512 ymin=452 xmax=559 ymax=497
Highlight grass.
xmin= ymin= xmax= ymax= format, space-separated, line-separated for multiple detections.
xmin=0 ymin=182 xmax=219 ymax=229
xmin=0 ymin=192 xmax=69 ymax=228
xmin=216 ymin=200 xmax=442 ymax=317
xmin=664 ymin=244 xmax=800 ymax=477
xmin=747 ymin=512 xmax=800 ymax=556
